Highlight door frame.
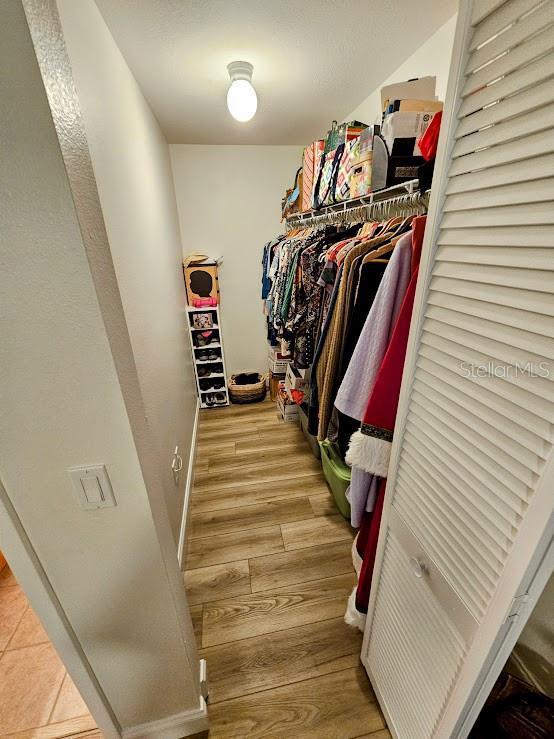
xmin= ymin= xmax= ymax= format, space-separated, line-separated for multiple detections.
xmin=453 ymin=520 xmax=554 ymax=738
xmin=0 ymin=477 xmax=120 ymax=737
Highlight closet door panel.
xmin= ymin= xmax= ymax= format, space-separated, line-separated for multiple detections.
xmin=368 ymin=514 xmax=472 ymax=739
xmin=363 ymin=1 xmax=554 ymax=736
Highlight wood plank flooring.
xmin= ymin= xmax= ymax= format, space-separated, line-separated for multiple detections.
xmin=184 ymin=398 xmax=389 ymax=738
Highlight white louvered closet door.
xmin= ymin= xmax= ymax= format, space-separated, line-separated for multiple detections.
xmin=362 ymin=1 xmax=554 ymax=737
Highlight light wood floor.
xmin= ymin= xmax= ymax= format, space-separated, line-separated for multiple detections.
xmin=184 ymin=398 xmax=390 ymax=739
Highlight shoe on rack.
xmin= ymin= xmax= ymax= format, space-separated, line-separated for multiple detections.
xmin=196 ymin=349 xmax=209 ymax=361
xmin=207 ymin=350 xmax=220 ymax=361
xmin=196 ymin=331 xmax=214 ymax=347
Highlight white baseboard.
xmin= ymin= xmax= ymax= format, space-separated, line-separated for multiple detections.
xmin=122 ymin=696 xmax=208 ymax=739
xmin=177 ymin=399 xmax=200 ymax=569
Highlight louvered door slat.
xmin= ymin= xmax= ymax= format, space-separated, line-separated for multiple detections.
xmin=445 ymin=178 xmax=554 ymax=210
xmin=405 ymin=413 xmax=529 ymax=526
xmin=449 ymin=128 xmax=554 ymax=175
xmin=364 ymin=4 xmax=554 ymax=736
xmin=421 ymin=330 xmax=554 ymax=409
xmin=404 ymin=418 xmax=521 ymax=542
xmin=431 ymin=275 xmax=554 ymax=314
xmin=418 ymin=343 xmax=552 ymax=436
xmin=422 ymin=320 xmax=554 ymax=396
xmin=395 ymin=488 xmax=492 ymax=612
xmin=436 ymin=243 xmax=554 ymax=269
xmin=441 ymin=200 xmax=554 ymax=226
xmin=426 ymin=303 xmax=554 ymax=357
xmin=453 ymin=103 xmax=554 ymax=158
xmin=416 ymin=355 xmax=549 ymax=455
xmin=463 ymin=25 xmax=553 ymax=96
xmin=470 ymin=0 xmax=543 ymax=47
xmin=395 ymin=469 xmax=501 ymax=587
xmin=433 ymin=262 xmax=553 ymax=292
xmin=400 ymin=443 xmax=509 ymax=562
xmin=456 ymin=80 xmax=554 ymax=138
xmin=459 ymin=51 xmax=554 ymax=117
xmin=415 ymin=366 xmax=546 ymax=467
xmin=468 ymin=1 xmax=554 ymax=72
xmin=397 ymin=459 xmax=506 ymax=578
xmin=412 ymin=381 xmax=538 ymax=484
xmin=438 ymin=224 xmax=553 ymax=246
xmin=446 ymin=154 xmax=554 ymax=194
xmin=427 ymin=290 xmax=554 ymax=339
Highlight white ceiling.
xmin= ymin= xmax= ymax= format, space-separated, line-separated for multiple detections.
xmin=95 ymin=0 xmax=457 ymax=145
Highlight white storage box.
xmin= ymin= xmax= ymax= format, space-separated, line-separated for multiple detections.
xmin=381 ymin=111 xmax=435 ymax=156
xmin=268 ymin=343 xmax=292 ymax=374
xmin=277 ymin=383 xmax=299 ymax=423
xmin=285 ymin=363 xmax=311 ymax=392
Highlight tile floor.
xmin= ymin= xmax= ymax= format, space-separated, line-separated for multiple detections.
xmin=0 ymin=565 xmax=96 ymax=739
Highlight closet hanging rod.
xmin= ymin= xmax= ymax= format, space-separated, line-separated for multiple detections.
xmin=285 ymin=179 xmax=429 ymax=230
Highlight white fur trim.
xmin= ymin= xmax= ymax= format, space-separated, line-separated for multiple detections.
xmin=345 ymin=429 xmax=392 ymax=477
xmin=344 ymin=587 xmax=366 ymax=631
xmin=352 ymin=536 xmax=363 ymax=576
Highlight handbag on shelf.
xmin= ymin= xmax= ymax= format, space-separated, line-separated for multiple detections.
xmin=282 ymin=167 xmax=303 ymax=218
xmin=302 ymin=140 xmax=324 ymax=212
xmin=313 ymin=143 xmax=345 ymax=209
xmin=334 ymin=136 xmax=360 ymax=202
xmin=325 ymin=119 xmax=367 ymax=153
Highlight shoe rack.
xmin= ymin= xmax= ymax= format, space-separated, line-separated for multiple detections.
xmin=187 ymin=305 xmax=230 ymax=409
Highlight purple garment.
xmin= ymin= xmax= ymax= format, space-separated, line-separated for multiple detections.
xmin=334 ymin=231 xmax=413 ymax=422
xmin=346 ymin=467 xmax=380 ymax=528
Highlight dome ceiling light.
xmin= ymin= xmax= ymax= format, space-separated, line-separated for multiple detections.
xmin=226 ymin=61 xmax=257 ymax=122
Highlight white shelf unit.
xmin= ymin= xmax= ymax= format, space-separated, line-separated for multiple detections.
xmin=186 ymin=305 xmax=229 ymax=409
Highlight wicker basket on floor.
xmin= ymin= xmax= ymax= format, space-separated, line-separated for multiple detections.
xmin=228 ymin=373 xmax=267 ymax=404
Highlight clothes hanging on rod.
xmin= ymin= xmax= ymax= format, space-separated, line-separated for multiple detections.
xmin=343 ymin=216 xmax=426 ymax=630
xmin=261 ymin=196 xmax=429 ymax=632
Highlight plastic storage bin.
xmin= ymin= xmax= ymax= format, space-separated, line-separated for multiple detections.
xmin=319 ymin=439 xmax=351 ymax=519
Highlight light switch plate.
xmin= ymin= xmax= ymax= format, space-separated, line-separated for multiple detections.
xmin=68 ymin=464 xmax=116 ymax=510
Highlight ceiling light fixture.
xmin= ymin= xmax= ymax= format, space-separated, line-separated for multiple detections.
xmin=226 ymin=61 xmax=257 ymax=122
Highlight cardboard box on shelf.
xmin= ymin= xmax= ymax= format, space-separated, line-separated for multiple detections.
xmin=386 ymin=99 xmax=443 ymax=115
xmin=380 ymin=76 xmax=437 ymax=114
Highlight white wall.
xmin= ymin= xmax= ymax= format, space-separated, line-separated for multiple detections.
xmin=1 ymin=0 xmax=201 ymax=731
xmin=56 ymin=0 xmax=197 ymax=544
xmin=347 ymin=14 xmax=457 ymax=125
xmin=170 ymin=145 xmax=302 ymax=374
